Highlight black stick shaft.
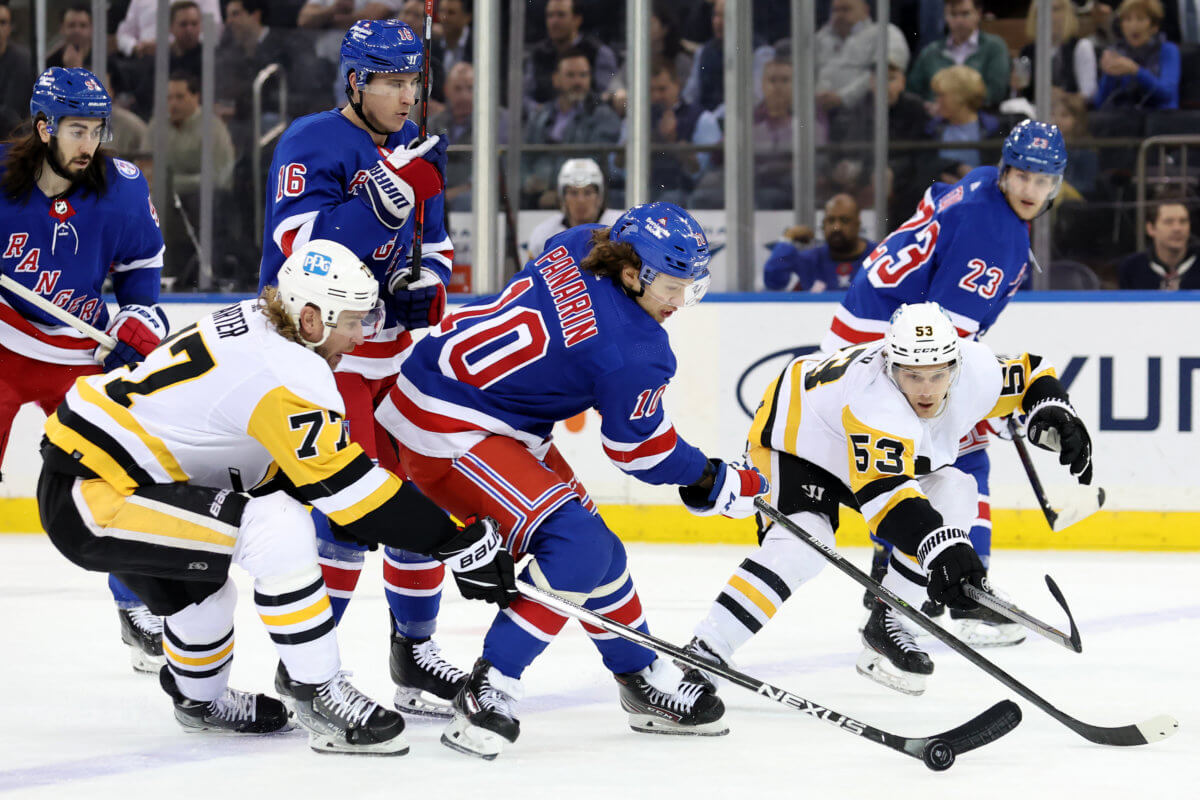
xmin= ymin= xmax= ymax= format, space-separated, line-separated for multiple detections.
xmin=408 ymin=0 xmax=436 ymax=281
xmin=1008 ymin=417 xmax=1058 ymax=528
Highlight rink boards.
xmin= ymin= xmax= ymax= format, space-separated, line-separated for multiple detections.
xmin=3 ymin=292 xmax=1198 ymax=550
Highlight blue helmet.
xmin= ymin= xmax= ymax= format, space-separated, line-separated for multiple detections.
xmin=1002 ymin=119 xmax=1067 ymax=176
xmin=611 ymin=202 xmax=711 ymax=305
xmin=30 ymin=67 xmax=112 ymax=139
xmin=339 ymin=19 xmax=423 ymax=93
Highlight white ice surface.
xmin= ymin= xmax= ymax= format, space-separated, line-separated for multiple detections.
xmin=0 ymin=537 xmax=1195 ymax=799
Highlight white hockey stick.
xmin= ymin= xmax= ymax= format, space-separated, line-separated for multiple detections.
xmin=0 ymin=273 xmax=116 ymax=350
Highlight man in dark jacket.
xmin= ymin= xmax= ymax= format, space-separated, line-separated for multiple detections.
xmin=1119 ymin=200 xmax=1199 ymax=289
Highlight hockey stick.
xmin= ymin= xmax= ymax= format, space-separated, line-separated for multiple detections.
xmin=0 ymin=273 xmax=116 ymax=349
xmin=407 ymin=0 xmax=436 ymax=281
xmin=755 ymin=497 xmax=1178 ymax=747
xmin=516 ymin=581 xmax=1020 ymax=771
xmin=963 ymin=576 xmax=1082 ymax=653
xmin=1007 ymin=417 xmax=1106 ymax=532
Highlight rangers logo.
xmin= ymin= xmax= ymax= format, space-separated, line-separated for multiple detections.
xmin=302 ymin=251 xmax=333 ymax=275
xmin=1030 ymin=137 xmax=1049 ymax=149
xmin=114 ymin=158 xmax=140 ymax=179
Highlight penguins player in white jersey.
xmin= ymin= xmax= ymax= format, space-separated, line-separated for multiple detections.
xmin=37 ymin=240 xmax=516 ymax=754
xmin=525 ymin=157 xmax=622 ymax=260
xmin=682 ymin=303 xmax=1095 ymax=696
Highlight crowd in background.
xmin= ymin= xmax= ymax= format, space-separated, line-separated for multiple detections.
xmin=0 ymin=0 xmax=1196 ymax=290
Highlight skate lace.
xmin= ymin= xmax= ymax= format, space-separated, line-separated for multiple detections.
xmin=209 ymin=689 xmax=256 ymax=723
xmin=413 ymin=640 xmax=467 ymax=683
xmin=128 ymin=605 xmax=163 ymax=635
xmin=884 ymin=612 xmax=920 ymax=653
xmin=646 ymin=680 xmax=706 ymax=713
xmin=479 ymin=681 xmax=515 ymax=717
xmin=318 ymin=671 xmax=378 ymax=728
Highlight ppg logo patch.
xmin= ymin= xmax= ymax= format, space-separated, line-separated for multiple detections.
xmin=302 ymin=252 xmax=333 ymax=275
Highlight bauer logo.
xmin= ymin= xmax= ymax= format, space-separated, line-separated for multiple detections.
xmin=302 ymin=252 xmax=333 ymax=276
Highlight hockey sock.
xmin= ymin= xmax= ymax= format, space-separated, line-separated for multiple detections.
xmin=256 ymin=566 xmax=339 ymax=685
xmin=108 ymin=574 xmax=144 ymax=608
xmin=382 ymin=547 xmax=445 ymax=640
xmin=869 ymin=535 xmax=893 ymax=561
xmin=162 ymin=579 xmax=237 ymax=702
xmin=968 ymin=494 xmax=992 ymax=571
xmin=581 ymin=571 xmax=655 ymax=675
xmin=695 ymin=555 xmax=795 ymax=657
xmin=881 ymin=553 xmax=929 ymax=610
xmin=314 ymin=510 xmax=366 ymax=624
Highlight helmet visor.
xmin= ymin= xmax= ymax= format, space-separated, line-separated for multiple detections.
xmin=643 ymin=271 xmax=710 ymax=308
xmin=331 ymin=299 xmax=386 ymax=340
xmin=55 ymin=117 xmax=113 ymax=144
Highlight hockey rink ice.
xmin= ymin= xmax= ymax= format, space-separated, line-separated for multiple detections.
xmin=0 ymin=536 xmax=1194 ymax=799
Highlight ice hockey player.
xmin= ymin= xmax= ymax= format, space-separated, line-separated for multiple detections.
xmin=38 ymin=239 xmax=517 ymax=755
xmin=258 ymin=19 xmax=466 ymax=717
xmin=821 ymin=120 xmax=1069 ymax=646
xmin=684 ymin=302 xmax=1093 ymax=696
xmin=0 ymin=67 xmax=169 ymax=672
xmin=525 ymin=157 xmax=622 ymax=260
xmin=375 ymin=201 xmax=769 ymax=759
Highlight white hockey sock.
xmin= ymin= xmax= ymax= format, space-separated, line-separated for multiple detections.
xmin=256 ymin=566 xmax=340 ymax=685
xmin=163 ymin=578 xmax=237 ymax=702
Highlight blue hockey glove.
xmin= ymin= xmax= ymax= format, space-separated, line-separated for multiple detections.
xmin=388 ymin=269 xmax=447 ymax=330
xmin=97 ymin=304 xmax=169 ymax=371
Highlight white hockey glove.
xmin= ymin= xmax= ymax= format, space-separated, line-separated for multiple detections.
xmin=96 ymin=304 xmax=169 ymax=371
xmin=434 ymin=515 xmax=518 ymax=607
xmin=916 ymin=526 xmax=986 ymax=610
xmin=1025 ymin=399 xmax=1093 ymax=485
xmin=680 ymin=458 xmax=769 ymax=519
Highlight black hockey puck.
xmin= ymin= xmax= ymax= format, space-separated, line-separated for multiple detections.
xmin=922 ymin=739 xmax=955 ymax=771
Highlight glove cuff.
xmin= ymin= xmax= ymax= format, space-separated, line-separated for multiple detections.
xmin=915 ymin=526 xmax=970 ymax=569
xmin=437 ymin=516 xmax=502 ymax=573
xmin=1024 ymin=397 xmax=1076 ymax=431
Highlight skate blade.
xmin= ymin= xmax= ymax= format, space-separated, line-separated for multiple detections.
xmin=308 ymin=731 xmax=410 ymax=756
xmin=954 ymin=620 xmax=1027 ymax=648
xmin=628 ymin=714 xmax=729 ymax=737
xmin=440 ymin=716 xmax=508 ymax=760
xmin=174 ymin=711 xmax=296 ymax=735
xmin=394 ymin=687 xmax=456 ymax=719
xmin=128 ymin=646 xmax=165 ymax=674
xmin=855 ymin=650 xmax=927 ymax=696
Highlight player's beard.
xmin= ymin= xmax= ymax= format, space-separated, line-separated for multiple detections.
xmin=44 ymin=138 xmax=89 ymax=183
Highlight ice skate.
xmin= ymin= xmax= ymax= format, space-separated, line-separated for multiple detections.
xmin=441 ymin=658 xmax=521 ymax=760
xmin=675 ymin=636 xmax=731 ymax=691
xmin=118 ymin=605 xmax=165 ymax=673
xmin=160 ymin=666 xmax=291 ymax=734
xmin=950 ymin=595 xmax=1026 ymax=648
xmin=389 ymin=632 xmax=467 ymax=718
xmin=275 ymin=662 xmax=409 ymax=756
xmin=857 ymin=600 xmax=934 ymax=696
xmin=614 ymin=659 xmax=728 ymax=736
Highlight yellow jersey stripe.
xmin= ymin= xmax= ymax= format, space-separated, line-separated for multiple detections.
xmin=77 ymin=380 xmax=189 ymax=482
xmin=163 ymin=639 xmax=235 ymax=667
xmin=782 ymin=361 xmax=805 ymax=455
xmin=326 ymin=473 xmax=403 ymax=526
xmin=729 ymin=574 xmax=778 ymax=618
xmin=79 ymin=479 xmax=237 ymax=550
xmin=44 ymin=412 xmax=139 ymax=495
xmin=259 ymin=594 xmax=332 ymax=627
xmin=747 ymin=374 xmax=781 ymax=451
xmin=867 ymin=486 xmax=925 ymax=532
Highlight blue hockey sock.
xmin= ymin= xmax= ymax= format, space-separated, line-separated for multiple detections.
xmin=383 ymin=547 xmax=444 ymax=640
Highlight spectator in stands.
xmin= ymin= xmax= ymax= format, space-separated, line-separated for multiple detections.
xmin=1018 ymin=0 xmax=1098 ymax=104
xmin=1118 ymin=200 xmax=1199 ymax=288
xmin=1052 ymin=88 xmax=1098 ymax=197
xmin=104 ymin=71 xmax=151 ymax=158
xmin=117 ymin=0 xmax=221 ymax=57
xmin=524 ymin=0 xmax=618 ymax=109
xmin=754 ymin=56 xmax=806 ymax=210
xmin=47 ymin=3 xmax=96 ymax=70
xmin=164 ymin=2 xmax=205 ymax=84
xmin=437 ymin=0 xmax=472 ymax=74
xmin=1095 ymin=0 xmax=1180 ymax=109
xmin=763 ymin=194 xmax=877 ymax=291
xmin=605 ymin=0 xmax=694 ymax=117
xmin=928 ymin=65 xmax=1000 ymax=168
xmin=0 ymin=3 xmax=35 ymax=138
xmin=907 ymin=0 xmax=1010 ymax=109
xmin=522 ymin=48 xmax=621 ymax=209
xmin=428 ymin=61 xmax=508 ymax=211
xmin=683 ymin=0 xmax=776 ymax=112
xmin=815 ymin=0 xmax=910 ymax=117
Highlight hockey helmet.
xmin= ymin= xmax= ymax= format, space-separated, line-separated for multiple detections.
xmin=884 ymin=302 xmax=962 ymax=405
xmin=340 ymin=19 xmax=423 ymax=93
xmin=1001 ymin=120 xmax=1067 ymax=176
xmin=30 ymin=67 xmax=113 ymax=141
xmin=557 ymin=158 xmax=605 ymax=198
xmin=275 ymin=240 xmax=383 ymax=348
xmin=611 ymin=202 xmax=711 ymax=307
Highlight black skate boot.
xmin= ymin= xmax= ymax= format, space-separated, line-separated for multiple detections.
xmin=861 ymin=544 xmax=890 ymax=609
xmin=675 ymin=636 xmax=731 ymax=692
xmin=949 ymin=592 xmax=1026 ymax=648
xmin=118 ymin=605 xmax=165 ymax=674
xmin=389 ymin=632 xmax=467 ymax=718
xmin=857 ymin=599 xmax=934 ymax=696
xmin=159 ymin=666 xmax=291 ymax=734
xmin=441 ymin=658 xmax=521 ymax=760
xmin=275 ymin=662 xmax=408 ymax=755
xmin=614 ymin=659 xmax=728 ymax=736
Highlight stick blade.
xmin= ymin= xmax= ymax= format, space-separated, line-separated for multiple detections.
xmin=1135 ymin=715 xmax=1181 ymax=743
xmin=1044 ymin=574 xmax=1083 ymax=653
xmin=933 ymin=699 xmax=1022 ymax=756
xmin=1051 ymin=485 xmax=1106 ymax=531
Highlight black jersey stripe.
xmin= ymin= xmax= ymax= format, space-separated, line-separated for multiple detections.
xmin=57 ymin=402 xmax=155 ymax=487
xmin=853 ymin=474 xmax=910 ymax=508
xmin=267 ymin=617 xmax=336 ymax=646
xmin=739 ymin=559 xmax=792 ymax=602
xmin=756 ymin=363 xmax=791 ymax=448
xmin=874 ymin=497 xmax=944 ymax=556
xmin=292 ymin=452 xmax=376 ymax=503
xmin=716 ymin=592 xmax=763 ymax=633
xmin=254 ymin=577 xmax=325 ymax=608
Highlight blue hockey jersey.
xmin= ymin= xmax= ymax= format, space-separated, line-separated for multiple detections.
xmin=259 ymin=109 xmax=453 ymax=378
xmin=822 ymin=166 xmax=1030 ymax=352
xmin=376 ymin=224 xmax=709 ymax=487
xmin=0 ymin=147 xmax=163 ymax=365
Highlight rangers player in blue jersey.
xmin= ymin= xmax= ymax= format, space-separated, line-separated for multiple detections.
xmin=0 ymin=67 xmax=169 ymax=672
xmin=821 ymin=120 xmax=1068 ymax=658
xmin=375 ymin=202 xmax=770 ymax=759
xmin=258 ymin=19 xmax=465 ymax=717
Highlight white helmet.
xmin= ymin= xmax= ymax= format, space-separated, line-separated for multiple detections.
xmin=275 ymin=239 xmax=382 ymax=348
xmin=885 ymin=301 xmax=961 ymax=377
xmin=557 ymin=158 xmax=605 ymax=198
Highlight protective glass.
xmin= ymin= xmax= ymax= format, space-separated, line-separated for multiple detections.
xmin=333 ymin=300 xmax=385 ymax=340
xmin=891 ymin=363 xmax=957 ymax=393
xmin=55 ymin=119 xmax=113 ymax=144
xmin=359 ymin=76 xmax=421 ymax=100
xmin=643 ymin=272 xmax=710 ymax=308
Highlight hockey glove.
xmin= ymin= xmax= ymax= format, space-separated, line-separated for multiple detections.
xmin=359 ymin=160 xmax=417 ymax=230
xmin=383 ymin=134 xmax=447 ymax=202
xmin=96 ymin=304 xmax=169 ymax=371
xmin=680 ymin=458 xmax=769 ymax=519
xmin=435 ymin=515 xmax=518 ymax=607
xmin=1026 ymin=399 xmax=1093 ymax=484
xmin=387 ymin=269 xmax=447 ymax=329
xmin=916 ymin=526 xmax=986 ymax=610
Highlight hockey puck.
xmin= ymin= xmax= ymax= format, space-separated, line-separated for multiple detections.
xmin=921 ymin=739 xmax=955 ymax=771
